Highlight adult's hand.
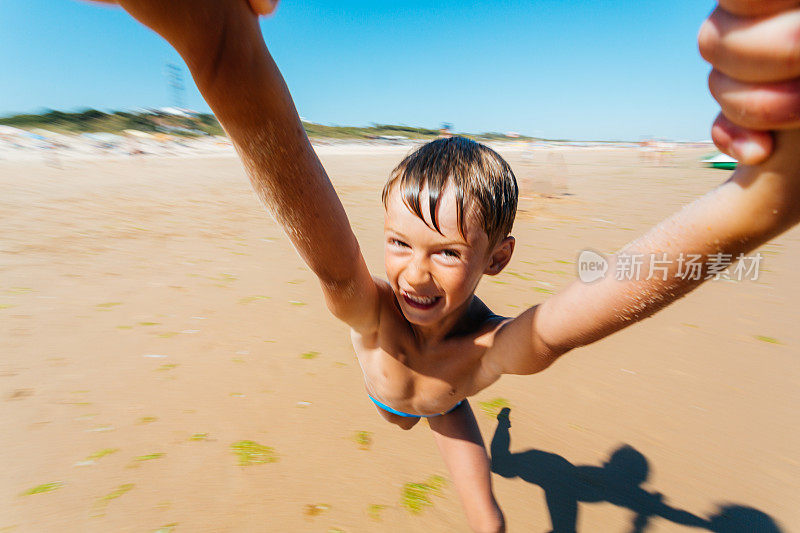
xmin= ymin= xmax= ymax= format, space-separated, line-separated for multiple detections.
xmin=86 ymin=0 xmax=278 ymax=17
xmin=248 ymin=0 xmax=279 ymax=16
xmin=699 ymin=1 xmax=800 ymax=164
xmin=81 ymin=0 xmax=279 ymax=89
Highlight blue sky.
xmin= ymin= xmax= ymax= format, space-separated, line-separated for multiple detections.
xmin=1 ymin=1 xmax=718 ymax=141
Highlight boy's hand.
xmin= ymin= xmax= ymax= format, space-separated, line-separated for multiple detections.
xmin=699 ymin=1 xmax=800 ymax=164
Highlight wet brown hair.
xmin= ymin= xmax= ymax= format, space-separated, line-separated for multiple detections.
xmin=381 ymin=136 xmax=518 ymax=246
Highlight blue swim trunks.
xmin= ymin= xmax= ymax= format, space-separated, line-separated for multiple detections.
xmin=368 ymin=394 xmax=463 ymax=418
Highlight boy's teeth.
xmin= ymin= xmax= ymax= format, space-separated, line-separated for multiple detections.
xmin=406 ymin=293 xmax=436 ymax=304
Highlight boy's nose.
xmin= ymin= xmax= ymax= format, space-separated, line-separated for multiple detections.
xmin=404 ymin=256 xmax=432 ymax=287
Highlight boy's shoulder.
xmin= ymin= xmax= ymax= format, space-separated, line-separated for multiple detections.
xmin=463 ymin=298 xmax=508 ymax=340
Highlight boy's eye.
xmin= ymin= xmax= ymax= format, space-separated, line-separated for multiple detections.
xmin=440 ymin=249 xmax=460 ymax=259
xmin=389 ymin=238 xmax=409 ymax=248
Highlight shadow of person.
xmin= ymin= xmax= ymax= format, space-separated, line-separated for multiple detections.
xmin=707 ymin=505 xmax=782 ymax=533
xmin=490 ymin=408 xmax=711 ymax=532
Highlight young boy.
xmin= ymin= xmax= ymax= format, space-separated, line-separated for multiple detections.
xmin=88 ymin=1 xmax=800 ymax=531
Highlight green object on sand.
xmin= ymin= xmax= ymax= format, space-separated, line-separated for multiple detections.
xmin=231 ymin=440 xmax=279 ymax=465
xmin=401 ymin=475 xmax=446 ymax=514
xmin=702 ymin=153 xmax=737 ymax=170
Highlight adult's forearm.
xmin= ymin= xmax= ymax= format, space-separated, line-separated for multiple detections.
xmin=538 ymin=130 xmax=800 ymax=353
xmin=177 ymin=19 xmax=365 ymax=284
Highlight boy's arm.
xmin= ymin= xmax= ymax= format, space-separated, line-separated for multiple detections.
xmin=483 ymin=129 xmax=800 ymax=377
xmin=479 ymin=0 xmax=800 ymax=378
xmin=105 ymin=0 xmax=380 ymax=332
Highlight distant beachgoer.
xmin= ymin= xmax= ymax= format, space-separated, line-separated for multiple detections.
xmin=639 ymin=139 xmax=656 ymax=163
xmin=85 ymin=1 xmax=800 ymax=530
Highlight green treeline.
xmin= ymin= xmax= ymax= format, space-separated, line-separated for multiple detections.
xmin=0 ymin=109 xmax=223 ymax=136
xmin=0 ymin=109 xmax=532 ymax=142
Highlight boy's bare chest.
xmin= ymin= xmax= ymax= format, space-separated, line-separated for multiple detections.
xmin=350 ymin=319 xmax=489 ymax=415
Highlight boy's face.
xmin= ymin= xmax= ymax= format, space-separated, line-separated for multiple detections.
xmin=383 ymin=183 xmax=513 ymax=327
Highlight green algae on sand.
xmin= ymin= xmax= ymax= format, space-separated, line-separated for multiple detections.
xmin=478 ymin=398 xmax=511 ymax=419
xmin=238 ymin=295 xmax=271 ymax=304
xmin=368 ymin=504 xmax=387 ymax=521
xmin=353 ymin=430 xmax=373 ymax=450
xmin=153 ymin=523 xmax=179 ymax=533
xmin=401 ymin=475 xmax=446 ymax=514
xmin=134 ymin=453 xmax=165 ymax=462
xmin=6 ymin=287 xmax=33 ymax=294
xmin=86 ymin=448 xmax=119 ymax=461
xmin=127 ymin=453 xmax=165 ymax=469
xmin=231 ymin=440 xmax=279 ymax=466
xmin=210 ymin=273 xmax=238 ymax=284
xmin=20 ymin=481 xmax=63 ymax=496
xmin=91 ymin=483 xmax=134 ymax=517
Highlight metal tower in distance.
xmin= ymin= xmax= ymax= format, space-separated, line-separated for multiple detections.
xmin=165 ymin=63 xmax=186 ymax=110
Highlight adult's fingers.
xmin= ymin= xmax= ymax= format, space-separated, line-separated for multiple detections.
xmin=698 ymin=7 xmax=800 ymax=82
xmin=248 ymin=0 xmax=278 ymax=16
xmin=709 ymin=69 xmax=800 ymax=130
xmin=711 ymin=113 xmax=774 ymax=164
xmin=717 ymin=0 xmax=800 ymax=16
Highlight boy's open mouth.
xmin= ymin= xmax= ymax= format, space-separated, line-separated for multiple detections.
xmin=401 ymin=291 xmax=442 ymax=310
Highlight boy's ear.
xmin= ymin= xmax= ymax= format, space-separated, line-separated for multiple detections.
xmin=485 ymin=236 xmax=515 ymax=276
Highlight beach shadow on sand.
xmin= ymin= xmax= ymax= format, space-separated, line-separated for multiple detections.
xmin=490 ymin=408 xmax=783 ymax=533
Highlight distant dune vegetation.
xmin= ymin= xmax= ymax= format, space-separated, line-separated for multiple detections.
xmin=0 ymin=108 xmax=533 ymax=142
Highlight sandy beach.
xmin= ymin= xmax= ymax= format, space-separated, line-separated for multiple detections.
xmin=1 ymin=145 xmax=798 ymax=532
